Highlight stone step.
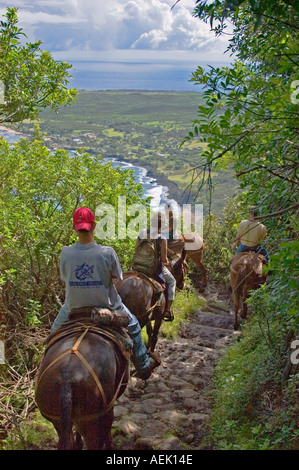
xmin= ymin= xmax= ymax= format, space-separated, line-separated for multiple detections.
xmin=193 ymin=310 xmax=235 ymax=330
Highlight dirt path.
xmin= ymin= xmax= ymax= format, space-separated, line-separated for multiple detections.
xmin=112 ymin=282 xmax=236 ymax=450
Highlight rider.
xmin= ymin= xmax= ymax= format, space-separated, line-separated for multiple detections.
xmin=51 ymin=207 xmax=160 ymax=381
xmin=133 ymin=212 xmax=176 ymax=322
xmin=232 ymin=206 xmax=270 ymax=263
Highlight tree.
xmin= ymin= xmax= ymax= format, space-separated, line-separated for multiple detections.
xmin=180 ymin=0 xmax=298 ymax=236
xmin=178 ymin=1 xmax=299 ymax=450
xmin=0 ymin=8 xmax=76 ymax=123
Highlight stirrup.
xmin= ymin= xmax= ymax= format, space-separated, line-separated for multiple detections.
xmin=163 ymin=310 xmax=174 ymax=322
xmin=132 ymin=352 xmax=161 ymax=380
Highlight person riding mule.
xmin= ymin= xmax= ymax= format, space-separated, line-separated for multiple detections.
xmin=232 ymin=206 xmax=270 ymax=263
xmin=116 ymin=236 xmax=187 ymax=353
xmin=51 ymin=207 xmax=160 ymax=381
xmin=162 ymin=208 xmax=207 ymax=289
xmin=230 ymin=252 xmax=267 ymax=330
xmin=132 ymin=212 xmax=176 ymax=322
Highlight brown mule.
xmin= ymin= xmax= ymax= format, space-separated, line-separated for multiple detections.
xmin=35 ymin=320 xmax=130 ymax=450
xmin=230 ymin=252 xmax=267 ymax=330
xmin=168 ymin=233 xmax=207 ymax=289
xmin=115 ymin=251 xmax=188 ymax=353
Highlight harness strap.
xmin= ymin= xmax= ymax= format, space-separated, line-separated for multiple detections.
xmin=40 ymin=365 xmax=128 ymax=423
xmin=73 ymin=349 xmax=108 ymax=408
xmin=36 ymin=327 xmax=129 ymax=422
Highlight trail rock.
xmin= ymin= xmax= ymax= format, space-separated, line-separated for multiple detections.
xmin=113 ymin=282 xmax=235 ymax=450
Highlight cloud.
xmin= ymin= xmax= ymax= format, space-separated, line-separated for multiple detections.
xmin=0 ymin=0 xmax=229 ymax=58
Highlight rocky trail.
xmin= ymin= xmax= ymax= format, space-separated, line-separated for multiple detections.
xmin=112 ymin=281 xmax=236 ymax=451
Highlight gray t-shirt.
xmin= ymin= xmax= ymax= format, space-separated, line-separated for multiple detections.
xmin=60 ymin=242 xmax=123 ymax=311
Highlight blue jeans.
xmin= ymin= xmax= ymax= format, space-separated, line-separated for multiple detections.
xmin=236 ymin=244 xmax=269 ymax=263
xmin=51 ymin=303 xmax=150 ymax=373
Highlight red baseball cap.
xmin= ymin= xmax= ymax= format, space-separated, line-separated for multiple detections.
xmin=73 ymin=207 xmax=95 ymax=231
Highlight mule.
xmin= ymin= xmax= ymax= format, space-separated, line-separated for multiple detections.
xmin=115 ymin=251 xmax=188 ymax=352
xmin=168 ymin=233 xmax=207 ymax=290
xmin=230 ymin=252 xmax=267 ymax=330
xmin=35 ymin=321 xmax=130 ymax=450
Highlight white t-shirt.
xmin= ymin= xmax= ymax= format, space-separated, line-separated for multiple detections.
xmin=60 ymin=242 xmax=123 ymax=311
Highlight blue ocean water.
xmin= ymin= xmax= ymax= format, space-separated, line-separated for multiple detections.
xmin=68 ymin=60 xmax=203 ymax=92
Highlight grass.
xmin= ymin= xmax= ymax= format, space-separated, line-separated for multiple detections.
xmin=208 ymin=312 xmax=299 ymax=450
xmin=140 ymin=279 xmax=206 ymax=345
xmin=161 ymin=281 xmax=206 ymax=340
xmin=0 ymin=412 xmax=57 ymax=450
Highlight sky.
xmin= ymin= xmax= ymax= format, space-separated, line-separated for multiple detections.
xmin=0 ymin=0 xmax=231 ymax=66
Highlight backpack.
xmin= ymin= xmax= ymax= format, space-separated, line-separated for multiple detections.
xmin=132 ymin=236 xmax=159 ymax=278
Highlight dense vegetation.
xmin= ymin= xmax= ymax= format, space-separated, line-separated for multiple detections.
xmin=182 ymin=0 xmax=299 ymax=449
xmin=0 ymin=9 xmax=204 ymax=448
xmin=0 ymin=1 xmax=298 ymax=450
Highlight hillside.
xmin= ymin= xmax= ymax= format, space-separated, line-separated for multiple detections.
xmin=17 ymin=91 xmax=238 ymax=215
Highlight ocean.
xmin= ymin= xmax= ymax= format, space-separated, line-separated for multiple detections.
xmin=68 ymin=60 xmax=203 ymax=92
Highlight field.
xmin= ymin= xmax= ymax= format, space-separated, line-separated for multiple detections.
xmin=19 ymin=91 xmax=238 ymax=215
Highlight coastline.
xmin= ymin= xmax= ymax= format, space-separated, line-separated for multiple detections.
xmin=138 ymin=162 xmax=187 ymax=205
xmin=0 ymin=125 xmax=22 ymax=135
xmin=0 ymin=126 xmax=184 ymax=208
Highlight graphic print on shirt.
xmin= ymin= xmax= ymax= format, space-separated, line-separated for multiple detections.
xmin=70 ymin=262 xmax=103 ymax=287
xmin=75 ymin=263 xmax=95 ymax=281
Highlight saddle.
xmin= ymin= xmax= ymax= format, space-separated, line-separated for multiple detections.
xmin=168 ymin=237 xmax=185 ymax=254
xmin=231 ymin=251 xmax=267 ymax=264
xmin=69 ymin=306 xmax=130 ymax=328
xmin=46 ymin=308 xmax=133 ymax=361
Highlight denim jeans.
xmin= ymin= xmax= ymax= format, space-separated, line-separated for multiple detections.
xmin=161 ymin=266 xmax=176 ymax=301
xmin=236 ymin=244 xmax=270 ymax=262
xmin=51 ymin=303 xmax=150 ymax=373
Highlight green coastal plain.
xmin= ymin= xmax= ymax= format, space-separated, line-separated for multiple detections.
xmin=19 ymin=90 xmax=238 ymax=215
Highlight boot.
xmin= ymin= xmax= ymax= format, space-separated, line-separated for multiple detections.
xmin=163 ymin=299 xmax=174 ymax=322
xmin=134 ymin=351 xmax=161 ymax=380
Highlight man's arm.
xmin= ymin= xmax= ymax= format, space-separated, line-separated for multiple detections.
xmin=259 ymin=224 xmax=267 ymax=241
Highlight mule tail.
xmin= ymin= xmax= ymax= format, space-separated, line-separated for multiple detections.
xmin=58 ymin=372 xmax=74 ymax=450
